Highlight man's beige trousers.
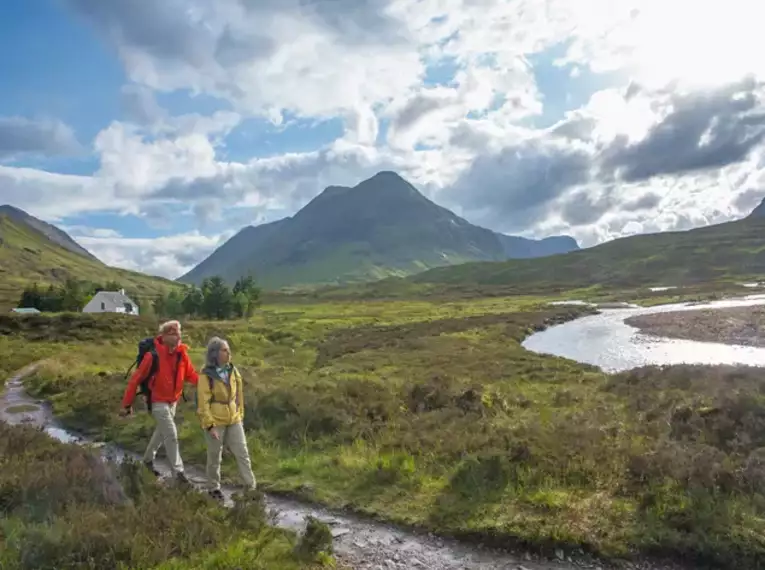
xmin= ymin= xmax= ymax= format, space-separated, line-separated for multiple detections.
xmin=143 ymin=401 xmax=184 ymax=474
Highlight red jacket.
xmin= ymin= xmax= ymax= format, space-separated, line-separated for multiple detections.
xmin=122 ymin=336 xmax=199 ymax=408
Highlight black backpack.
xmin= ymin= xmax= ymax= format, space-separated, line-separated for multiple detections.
xmin=124 ymin=337 xmax=183 ymax=412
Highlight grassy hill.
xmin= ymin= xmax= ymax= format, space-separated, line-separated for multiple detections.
xmin=0 ymin=204 xmax=100 ymax=261
xmin=0 ymin=214 xmax=182 ymax=311
xmin=409 ymin=216 xmax=765 ymax=291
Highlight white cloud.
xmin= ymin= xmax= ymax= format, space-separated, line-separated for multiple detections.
xmin=93 ymin=121 xmax=226 ymax=199
xmin=0 ymin=166 xmax=110 ymax=219
xmin=76 ymin=230 xmax=233 ymax=279
xmin=63 ymin=225 xmax=123 ymax=239
xmin=66 ymin=0 xmax=425 ymax=121
xmin=4 ymin=0 xmax=765 ymax=279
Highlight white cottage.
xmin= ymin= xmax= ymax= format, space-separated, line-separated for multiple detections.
xmin=82 ymin=289 xmax=139 ymax=316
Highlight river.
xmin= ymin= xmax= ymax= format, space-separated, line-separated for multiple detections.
xmin=523 ymin=294 xmax=765 ymax=372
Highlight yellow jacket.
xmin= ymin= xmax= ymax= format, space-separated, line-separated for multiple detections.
xmin=196 ymin=363 xmax=245 ymax=430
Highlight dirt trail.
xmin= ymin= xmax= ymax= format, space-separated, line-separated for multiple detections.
xmin=1 ymin=363 xmax=680 ymax=570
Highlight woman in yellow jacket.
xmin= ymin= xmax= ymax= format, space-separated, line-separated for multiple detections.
xmin=197 ymin=336 xmax=256 ymax=500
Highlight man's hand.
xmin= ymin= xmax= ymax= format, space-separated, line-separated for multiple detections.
xmin=119 ymin=406 xmax=133 ymax=417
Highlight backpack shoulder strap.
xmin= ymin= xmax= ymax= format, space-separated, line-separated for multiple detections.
xmin=148 ymin=347 xmax=160 ymax=377
xmin=203 ymin=372 xmax=218 ymax=404
xmin=233 ymin=365 xmax=242 ymax=410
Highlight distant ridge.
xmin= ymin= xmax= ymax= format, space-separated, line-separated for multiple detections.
xmin=0 ymin=204 xmax=100 ymax=262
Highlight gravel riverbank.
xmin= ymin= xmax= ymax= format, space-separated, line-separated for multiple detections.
xmin=625 ymin=306 xmax=765 ymax=347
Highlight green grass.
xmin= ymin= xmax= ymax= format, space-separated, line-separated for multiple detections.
xmin=394 ymin=216 xmax=765 ymax=293
xmin=0 ymin=422 xmax=334 ymax=570
xmin=0 ymin=215 xmax=183 ymax=311
xmin=280 ymin=271 xmax=762 ymax=307
xmin=6 ymin=299 xmax=765 ymax=568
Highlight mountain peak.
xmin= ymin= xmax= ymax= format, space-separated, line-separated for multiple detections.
xmin=352 ymin=171 xmax=428 ymax=204
xmin=359 ymin=170 xmax=416 ymax=189
xmin=369 ymin=170 xmax=406 ymax=182
xmin=181 ymin=170 xmax=580 ymax=288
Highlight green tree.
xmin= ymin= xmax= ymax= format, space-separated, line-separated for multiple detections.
xmin=233 ymin=275 xmax=257 ymax=297
xmin=164 ymin=290 xmax=185 ymax=318
xmin=233 ymin=274 xmax=261 ymax=318
xmin=182 ymin=286 xmax=204 ymax=317
xmin=38 ymin=285 xmax=63 ymax=312
xmin=154 ymin=294 xmax=166 ymax=317
xmin=18 ymin=283 xmax=43 ymax=310
xmin=201 ymin=277 xmax=233 ymax=320
xmin=232 ymin=291 xmax=250 ymax=318
xmin=60 ymin=279 xmax=88 ymax=311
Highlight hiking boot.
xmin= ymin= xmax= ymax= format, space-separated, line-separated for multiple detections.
xmin=208 ymin=488 xmax=224 ymax=501
xmin=175 ymin=471 xmax=191 ymax=487
xmin=143 ymin=460 xmax=160 ymax=477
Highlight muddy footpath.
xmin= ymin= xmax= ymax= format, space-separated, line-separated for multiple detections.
xmin=1 ymin=363 xmax=686 ymax=570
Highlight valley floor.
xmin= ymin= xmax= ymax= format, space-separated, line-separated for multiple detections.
xmin=3 ymin=294 xmax=765 ymax=569
xmin=626 ymin=305 xmax=765 ymax=347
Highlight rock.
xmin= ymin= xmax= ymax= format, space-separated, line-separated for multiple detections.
xmin=331 ymin=527 xmax=351 ymax=538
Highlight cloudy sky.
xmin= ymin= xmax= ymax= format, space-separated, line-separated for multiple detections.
xmin=3 ymin=0 xmax=765 ymax=278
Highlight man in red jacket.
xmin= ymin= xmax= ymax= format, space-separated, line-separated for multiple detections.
xmin=121 ymin=319 xmax=199 ymax=484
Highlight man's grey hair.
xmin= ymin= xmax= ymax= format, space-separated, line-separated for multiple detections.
xmin=158 ymin=320 xmax=181 ymax=334
xmin=206 ymin=336 xmax=230 ymax=368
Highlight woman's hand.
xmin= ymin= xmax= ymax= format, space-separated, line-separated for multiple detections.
xmin=208 ymin=426 xmax=220 ymax=440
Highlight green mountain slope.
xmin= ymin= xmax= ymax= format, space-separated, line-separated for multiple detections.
xmin=180 ymin=171 xmax=579 ymax=288
xmin=748 ymin=197 xmax=765 ymax=218
xmin=0 ymin=212 xmax=182 ymax=310
xmin=410 ymin=216 xmax=765 ymax=290
xmin=0 ymin=205 xmax=99 ymax=262
xmin=180 ymin=218 xmax=289 ymax=285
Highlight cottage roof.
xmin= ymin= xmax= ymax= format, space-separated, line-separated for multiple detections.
xmin=91 ymin=290 xmax=137 ymax=307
